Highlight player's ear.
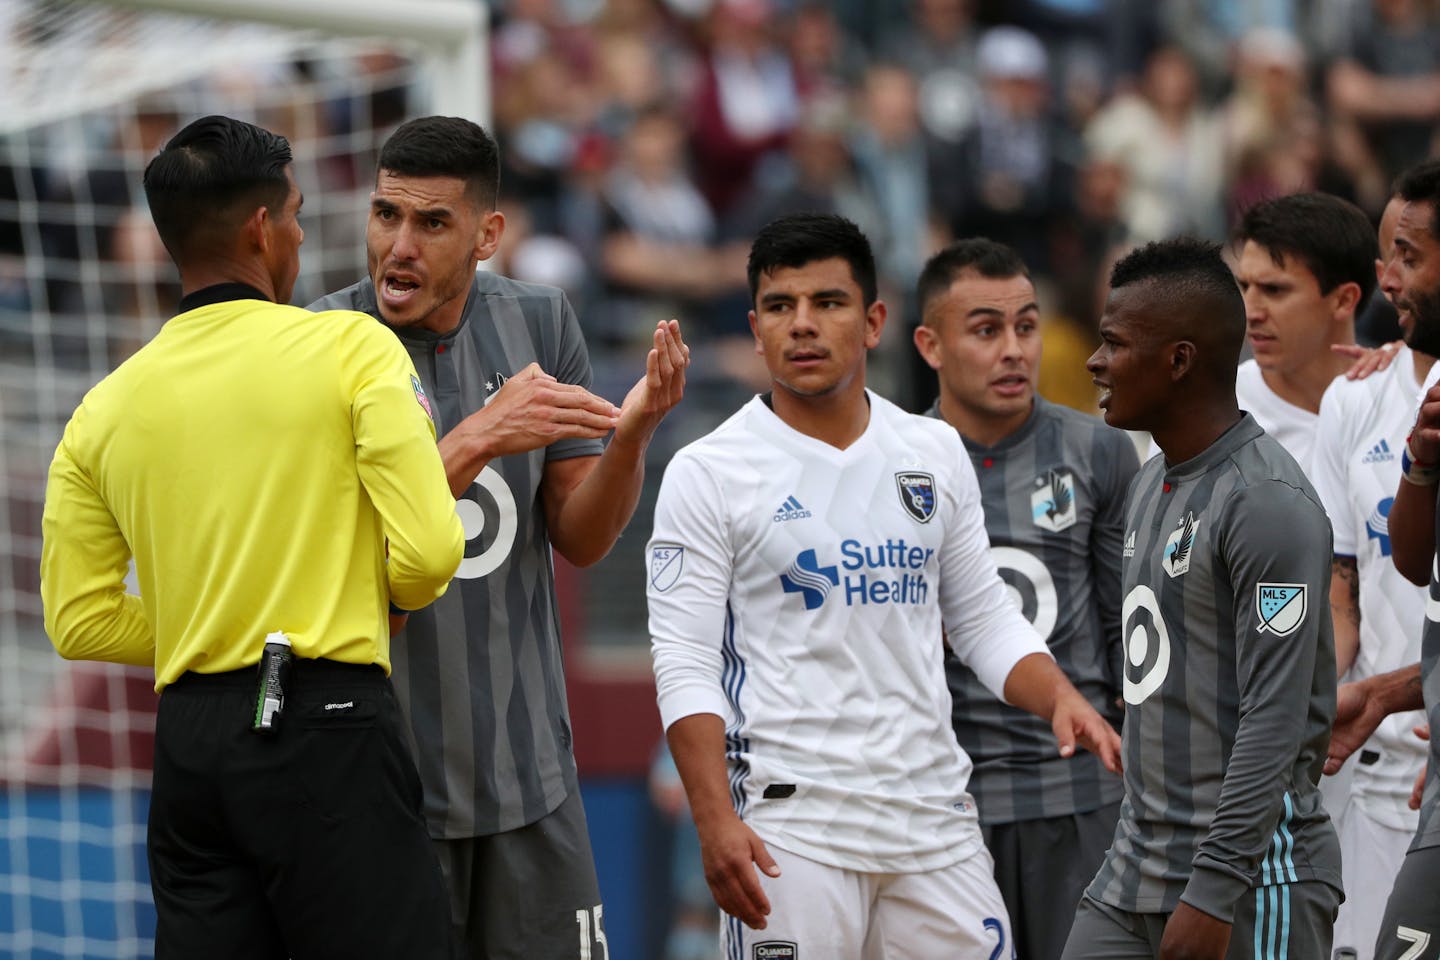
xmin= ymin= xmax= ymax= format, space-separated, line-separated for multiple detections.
xmin=475 ymin=210 xmax=505 ymax=262
xmin=1330 ymin=279 xmax=1362 ymax=322
xmin=913 ymin=321 xmax=942 ymax=371
xmin=247 ymin=204 xmax=272 ymax=255
xmin=865 ymin=299 xmax=887 ymax=350
xmin=748 ymin=309 xmax=763 ymax=355
xmin=1170 ymin=340 xmax=1196 ymax=381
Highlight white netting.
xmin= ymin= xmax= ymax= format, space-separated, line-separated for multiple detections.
xmin=0 ymin=1 xmax=476 ymax=954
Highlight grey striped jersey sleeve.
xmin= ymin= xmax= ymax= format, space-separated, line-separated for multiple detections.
xmin=1094 ymin=438 xmax=1140 ymax=699
xmin=1182 ymin=478 xmax=1336 ymax=921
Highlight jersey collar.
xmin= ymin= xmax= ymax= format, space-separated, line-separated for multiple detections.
xmin=176 ymin=282 xmax=270 ymax=314
xmin=1162 ymin=412 xmax=1263 ymax=482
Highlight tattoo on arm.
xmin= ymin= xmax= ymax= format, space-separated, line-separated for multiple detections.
xmin=1333 ymin=557 xmax=1360 ymax=629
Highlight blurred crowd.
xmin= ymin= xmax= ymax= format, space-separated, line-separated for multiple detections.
xmin=480 ymin=0 xmax=1440 ymax=409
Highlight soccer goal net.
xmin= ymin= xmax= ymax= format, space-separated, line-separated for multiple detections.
xmin=0 ymin=0 xmax=484 ymax=954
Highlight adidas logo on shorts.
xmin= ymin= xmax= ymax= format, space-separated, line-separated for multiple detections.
xmin=773 ymin=496 xmax=812 ymax=523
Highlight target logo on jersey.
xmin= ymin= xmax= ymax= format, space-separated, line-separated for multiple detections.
xmin=1122 ymin=585 xmax=1171 ymax=704
xmin=991 ymin=546 xmax=1058 ymax=640
xmin=453 ymin=466 xmax=519 ymax=580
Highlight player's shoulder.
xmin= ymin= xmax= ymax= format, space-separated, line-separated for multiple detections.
xmin=871 ymin=392 xmax=960 ymax=451
xmin=307 ymin=279 xmax=374 ymax=317
xmin=672 ymin=399 xmax=766 ymax=464
xmin=1225 ymin=428 xmax=1326 ymax=519
xmin=1034 ymin=397 xmax=1134 ymax=455
xmin=470 ymin=271 xmax=570 ymax=322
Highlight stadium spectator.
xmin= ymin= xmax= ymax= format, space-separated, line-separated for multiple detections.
xmin=40 ymin=114 xmax=464 ymax=958
xmin=688 ymin=0 xmax=799 ymax=217
xmin=943 ymin=26 xmax=1071 ymax=275
xmin=913 ymin=237 xmax=1136 ymax=960
xmin=1065 ymin=236 xmax=1340 ymax=960
xmin=309 ymin=115 xmax=689 ymax=959
xmin=1310 ymin=191 xmax=1431 ymax=960
xmin=647 ymin=212 xmax=1120 ymax=957
xmin=1230 ymin=191 xmax=1376 ymax=471
xmin=1327 ymin=0 xmax=1440 ymax=213
xmin=1085 ymin=46 xmax=1225 ymax=245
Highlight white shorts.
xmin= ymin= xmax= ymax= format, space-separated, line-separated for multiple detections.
xmin=720 ymin=843 xmax=1014 ymax=960
xmin=1334 ymin=802 xmax=1416 ymax=960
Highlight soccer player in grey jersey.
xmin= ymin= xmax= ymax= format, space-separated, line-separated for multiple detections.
xmin=1061 ymin=238 xmax=1341 ymax=960
xmin=1331 ymin=159 xmax=1440 ymax=960
xmin=913 ymin=238 xmax=1136 ymax=960
xmin=310 ymin=117 xmax=689 ymax=959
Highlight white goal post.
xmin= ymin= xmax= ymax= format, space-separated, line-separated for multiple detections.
xmin=93 ymin=0 xmax=490 ymax=124
xmin=0 ymin=1 xmax=490 ymax=956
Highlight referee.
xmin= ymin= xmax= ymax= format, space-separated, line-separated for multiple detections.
xmin=39 ymin=116 xmax=464 ymax=959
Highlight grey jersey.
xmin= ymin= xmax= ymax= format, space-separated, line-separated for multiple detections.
xmin=930 ymin=398 xmax=1135 ymax=824
xmin=1416 ymin=508 xmax=1440 ymax=852
xmin=1087 ymin=414 xmax=1341 ymax=921
xmin=309 ymin=274 xmax=604 ymax=838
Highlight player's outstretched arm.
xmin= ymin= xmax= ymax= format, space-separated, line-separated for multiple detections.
xmin=437 ymin=361 xmax=619 ymax=498
xmin=667 ymin=713 xmax=779 ymax=931
xmin=1158 ymin=901 xmax=1232 ymax=960
xmin=543 ymin=319 xmax=690 ymax=567
xmin=1002 ymin=653 xmax=1123 ymax=774
xmin=1326 ymin=664 xmax=1424 ymax=775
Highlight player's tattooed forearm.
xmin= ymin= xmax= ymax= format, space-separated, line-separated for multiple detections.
xmin=1332 ymin=557 xmax=1360 ymax=628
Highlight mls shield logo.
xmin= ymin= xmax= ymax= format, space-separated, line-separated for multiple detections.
xmin=650 ymin=544 xmax=685 ymax=592
xmin=754 ymin=943 xmax=797 ymax=960
xmin=410 ymin=375 xmax=433 ymax=419
xmin=896 ymin=472 xmax=936 ymax=523
xmin=1162 ymin=513 xmax=1198 ymax=579
xmin=1031 ymin=469 xmax=1077 ymax=532
xmin=1256 ymin=583 xmax=1307 ymax=636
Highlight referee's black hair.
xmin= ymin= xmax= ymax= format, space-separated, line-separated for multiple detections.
xmin=1234 ymin=191 xmax=1377 ymax=304
xmin=916 ymin=238 xmax=1030 ymax=320
xmin=1394 ymin=159 xmax=1440 ymax=241
xmin=747 ymin=213 xmax=877 ymax=306
xmin=378 ymin=116 xmax=500 ymax=211
xmin=1109 ymin=236 xmax=1246 ymax=375
xmin=143 ymin=115 xmax=292 ymax=264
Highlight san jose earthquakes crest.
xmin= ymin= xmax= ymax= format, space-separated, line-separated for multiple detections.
xmin=896 ymin=472 xmax=936 ymax=523
xmin=1256 ymin=582 xmax=1307 ymax=636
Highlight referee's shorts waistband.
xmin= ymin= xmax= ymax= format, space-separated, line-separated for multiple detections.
xmin=164 ymin=658 xmax=385 ymax=693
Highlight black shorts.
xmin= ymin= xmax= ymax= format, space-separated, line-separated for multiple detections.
xmin=148 ymin=660 xmax=454 ymax=960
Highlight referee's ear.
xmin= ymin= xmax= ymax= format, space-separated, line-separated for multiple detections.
xmin=475 ymin=209 xmax=505 ymax=263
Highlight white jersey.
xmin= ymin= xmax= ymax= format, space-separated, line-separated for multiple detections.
xmin=1235 ymin=358 xmax=1319 ymax=473
xmin=1311 ymin=348 xmax=1431 ymax=830
xmin=647 ymin=393 xmax=1049 ymax=874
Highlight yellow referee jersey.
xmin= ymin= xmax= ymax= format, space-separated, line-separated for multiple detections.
xmin=40 ymin=287 xmax=464 ymax=690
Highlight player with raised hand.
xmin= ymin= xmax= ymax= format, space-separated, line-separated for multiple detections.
xmin=1330 ymin=158 xmax=1440 ymax=960
xmin=912 ymin=238 xmax=1136 ymax=960
xmin=1063 ymin=238 xmax=1340 ymax=960
xmin=310 ymin=116 xmax=689 ymax=958
xmin=647 ymin=213 xmax=1120 ymax=958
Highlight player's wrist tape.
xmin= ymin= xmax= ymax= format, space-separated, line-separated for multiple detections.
xmin=1402 ymin=440 xmax=1440 ymax=485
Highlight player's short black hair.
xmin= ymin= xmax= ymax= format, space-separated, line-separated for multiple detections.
xmin=1109 ymin=236 xmax=1246 ymax=373
xmin=747 ymin=213 xmax=877 ymax=306
xmin=1394 ymin=159 xmax=1440 ymax=241
xmin=378 ymin=116 xmax=500 ymax=210
xmin=143 ymin=115 xmax=291 ymax=264
xmin=1234 ymin=192 xmax=1377 ymax=304
xmin=916 ymin=238 xmax=1030 ymax=318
